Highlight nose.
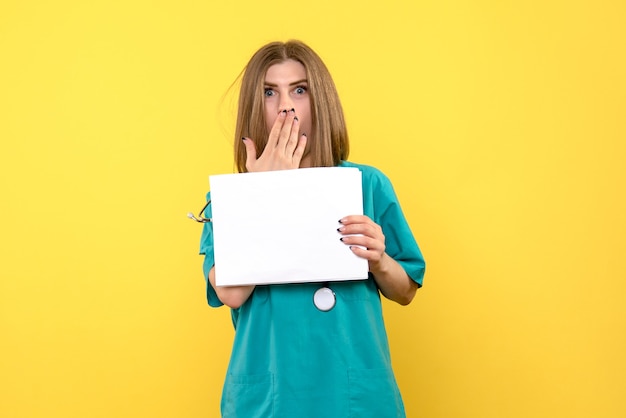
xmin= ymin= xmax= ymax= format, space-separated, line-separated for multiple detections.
xmin=279 ymin=96 xmax=295 ymax=113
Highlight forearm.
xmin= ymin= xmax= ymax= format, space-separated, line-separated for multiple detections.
xmin=369 ymin=253 xmax=418 ymax=305
xmin=208 ymin=266 xmax=255 ymax=309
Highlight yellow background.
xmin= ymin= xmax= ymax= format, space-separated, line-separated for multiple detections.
xmin=1 ymin=1 xmax=624 ymax=417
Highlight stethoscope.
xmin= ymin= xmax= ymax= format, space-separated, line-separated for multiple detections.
xmin=312 ymin=283 xmax=336 ymax=311
xmin=189 ymin=199 xmax=336 ymax=312
xmin=187 ymin=199 xmax=212 ymax=223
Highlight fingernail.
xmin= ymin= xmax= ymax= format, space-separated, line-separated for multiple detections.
xmin=337 ymin=227 xmax=342 ymax=232
xmin=290 ymin=108 xmax=295 ymax=113
xmin=294 ymin=116 xmax=299 ymax=122
xmin=241 ymin=137 xmax=246 ymax=141
xmin=340 ymin=237 xmax=345 ymax=242
xmin=338 ymin=218 xmax=343 ymax=224
xmin=302 ymin=132 xmax=307 ymax=137
xmin=281 ymin=109 xmax=287 ymax=114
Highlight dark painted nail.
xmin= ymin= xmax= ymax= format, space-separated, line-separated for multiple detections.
xmin=294 ymin=116 xmax=299 ymax=122
xmin=340 ymin=237 xmax=345 ymax=242
xmin=241 ymin=137 xmax=246 ymax=141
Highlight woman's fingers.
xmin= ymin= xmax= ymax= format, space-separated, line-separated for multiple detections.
xmin=291 ymin=133 xmax=307 ymax=166
xmin=246 ymin=108 xmax=303 ymax=172
xmin=338 ymin=216 xmax=383 ymax=238
xmin=338 ymin=215 xmax=386 ymax=262
xmin=242 ymin=137 xmax=258 ymax=171
xmin=275 ymin=108 xmax=297 ymax=151
xmin=285 ymin=114 xmax=307 ymax=166
xmin=284 ymin=114 xmax=299 ymax=155
xmin=266 ymin=109 xmax=288 ymax=150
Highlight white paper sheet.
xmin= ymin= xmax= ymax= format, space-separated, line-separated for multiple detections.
xmin=210 ymin=167 xmax=368 ymax=286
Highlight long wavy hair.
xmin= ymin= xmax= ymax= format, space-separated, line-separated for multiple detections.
xmin=233 ymin=40 xmax=349 ymax=173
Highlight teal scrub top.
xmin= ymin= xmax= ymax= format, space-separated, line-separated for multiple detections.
xmin=199 ymin=161 xmax=425 ymax=418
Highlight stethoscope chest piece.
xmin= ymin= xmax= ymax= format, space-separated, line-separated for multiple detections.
xmin=313 ymin=286 xmax=336 ymax=312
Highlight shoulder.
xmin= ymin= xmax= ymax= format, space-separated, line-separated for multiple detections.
xmin=339 ymin=160 xmax=393 ymax=192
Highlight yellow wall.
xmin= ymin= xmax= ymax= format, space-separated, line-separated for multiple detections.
xmin=1 ymin=1 xmax=624 ymax=417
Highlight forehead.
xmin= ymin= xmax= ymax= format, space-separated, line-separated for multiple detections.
xmin=264 ymin=59 xmax=307 ymax=83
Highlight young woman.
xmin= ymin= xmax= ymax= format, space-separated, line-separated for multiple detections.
xmin=199 ymin=40 xmax=425 ymax=418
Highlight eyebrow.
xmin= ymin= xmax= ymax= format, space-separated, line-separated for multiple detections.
xmin=264 ymin=79 xmax=308 ymax=87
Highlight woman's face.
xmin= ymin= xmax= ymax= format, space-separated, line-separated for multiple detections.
xmin=263 ymin=59 xmax=312 ymax=142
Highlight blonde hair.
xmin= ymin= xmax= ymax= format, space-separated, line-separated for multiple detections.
xmin=233 ymin=40 xmax=349 ymax=173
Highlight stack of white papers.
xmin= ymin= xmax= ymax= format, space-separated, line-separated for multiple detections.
xmin=210 ymin=167 xmax=368 ymax=286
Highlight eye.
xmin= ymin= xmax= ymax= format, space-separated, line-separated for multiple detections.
xmin=264 ymin=88 xmax=275 ymax=97
xmin=294 ymin=86 xmax=307 ymax=95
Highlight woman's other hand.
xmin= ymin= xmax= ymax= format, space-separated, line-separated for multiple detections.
xmin=337 ymin=215 xmax=386 ymax=267
xmin=338 ymin=215 xmax=418 ymax=305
